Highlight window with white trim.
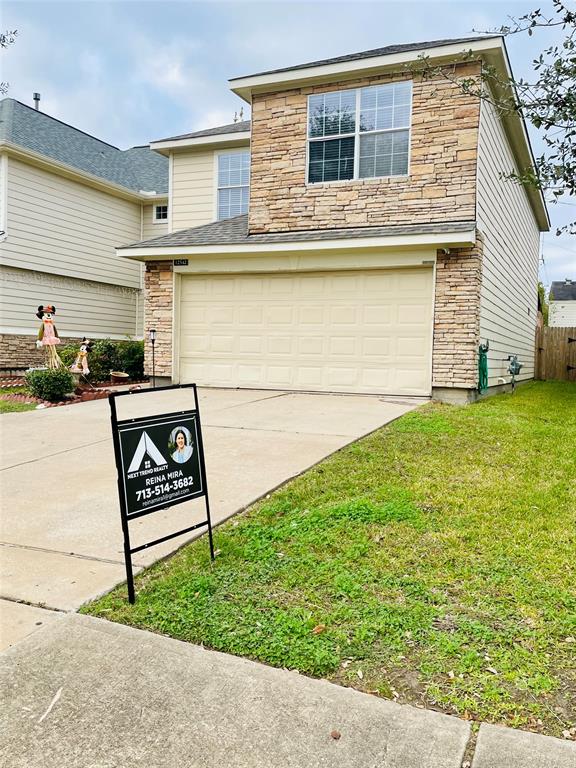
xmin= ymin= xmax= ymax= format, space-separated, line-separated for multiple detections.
xmin=153 ymin=204 xmax=168 ymax=221
xmin=217 ymin=151 xmax=250 ymax=220
xmin=307 ymin=81 xmax=412 ymax=184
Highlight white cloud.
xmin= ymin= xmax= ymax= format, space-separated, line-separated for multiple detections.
xmin=130 ymin=36 xmax=204 ymax=96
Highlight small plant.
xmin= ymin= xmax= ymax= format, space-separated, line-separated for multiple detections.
xmin=25 ymin=368 xmax=75 ymax=402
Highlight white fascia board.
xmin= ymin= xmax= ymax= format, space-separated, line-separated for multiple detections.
xmin=117 ymin=228 xmax=477 ymax=260
xmin=0 ymin=142 xmax=166 ymax=203
xmin=229 ymin=37 xmax=503 ymax=101
xmin=150 ymin=132 xmax=251 ymax=154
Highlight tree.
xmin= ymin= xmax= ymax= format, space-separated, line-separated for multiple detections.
xmin=493 ymin=1 xmax=575 ymax=234
xmin=1 ymin=29 xmax=18 ymax=96
xmin=538 ymin=280 xmax=550 ymax=325
xmin=412 ymin=1 xmax=576 ymax=234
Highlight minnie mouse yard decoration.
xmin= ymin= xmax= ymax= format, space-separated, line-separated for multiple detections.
xmin=71 ymin=337 xmax=92 ymax=376
xmin=36 ymin=304 xmax=64 ymax=369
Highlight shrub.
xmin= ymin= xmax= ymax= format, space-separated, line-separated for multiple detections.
xmin=25 ymin=368 xmax=75 ymax=402
xmin=58 ymin=345 xmax=77 ymax=368
xmin=58 ymin=338 xmax=145 ymax=382
xmin=88 ymin=339 xmax=118 ymax=382
xmin=115 ymin=339 xmax=144 ymax=380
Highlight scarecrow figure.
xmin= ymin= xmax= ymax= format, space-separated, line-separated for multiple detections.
xmin=71 ymin=337 xmax=92 ymax=376
xmin=36 ymin=304 xmax=64 ymax=369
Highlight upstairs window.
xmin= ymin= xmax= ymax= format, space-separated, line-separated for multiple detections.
xmin=217 ymin=151 xmax=250 ymax=220
xmin=307 ymin=81 xmax=412 ymax=184
xmin=308 ymin=90 xmax=356 ymax=183
xmin=153 ymin=204 xmax=168 ymax=222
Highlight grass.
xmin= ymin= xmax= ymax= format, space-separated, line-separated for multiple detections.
xmin=84 ymin=381 xmax=576 ymax=738
xmin=0 ymin=386 xmax=37 ymax=413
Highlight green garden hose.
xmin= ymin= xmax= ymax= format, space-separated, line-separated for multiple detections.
xmin=478 ymin=343 xmax=489 ymax=393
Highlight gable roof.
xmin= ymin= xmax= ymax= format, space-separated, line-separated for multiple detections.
xmin=120 ymin=213 xmax=476 ymax=251
xmin=230 ymin=36 xmax=499 ymax=81
xmin=156 ymin=120 xmax=251 ymax=144
xmin=550 ymin=280 xmax=576 ymax=301
xmin=0 ymin=98 xmax=168 ymax=194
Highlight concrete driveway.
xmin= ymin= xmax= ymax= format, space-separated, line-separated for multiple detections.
xmin=0 ymin=387 xmax=419 ymax=649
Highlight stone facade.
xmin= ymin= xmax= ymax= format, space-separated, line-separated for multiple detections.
xmin=432 ymin=234 xmax=483 ymax=390
xmin=249 ymin=62 xmax=481 ymax=235
xmin=0 ymin=333 xmax=84 ymax=371
xmin=144 ymin=261 xmax=173 ymax=378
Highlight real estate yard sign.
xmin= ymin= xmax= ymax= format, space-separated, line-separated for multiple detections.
xmin=118 ymin=411 xmax=203 ymax=517
xmin=109 ymin=384 xmax=214 ymax=603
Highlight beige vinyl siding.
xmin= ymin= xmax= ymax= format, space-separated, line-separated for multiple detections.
xmin=1 ymin=158 xmax=142 ymax=288
xmin=0 ymin=153 xmax=7 ymax=235
xmin=171 ymin=150 xmax=216 ymax=231
xmin=549 ymin=301 xmax=576 ymax=327
xmin=477 ymin=98 xmax=541 ymax=386
xmin=0 ymin=265 xmax=141 ymax=339
xmin=142 ymin=203 xmax=169 ymax=241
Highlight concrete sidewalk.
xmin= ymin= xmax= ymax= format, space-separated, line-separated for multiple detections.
xmin=1 ymin=614 xmax=574 ymax=768
xmin=0 ymin=388 xmax=417 ymax=649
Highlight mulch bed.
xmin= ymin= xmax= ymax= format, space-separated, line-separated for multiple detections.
xmin=0 ymin=389 xmax=112 ymax=408
xmin=0 ymin=378 xmax=148 ymax=409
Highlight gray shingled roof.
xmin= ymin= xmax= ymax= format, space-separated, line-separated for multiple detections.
xmin=0 ymin=98 xmax=168 ymax=193
xmin=155 ymin=120 xmax=251 ymax=144
xmin=550 ymin=280 xmax=576 ymax=301
xmin=120 ymin=214 xmax=475 ymax=250
xmin=230 ymin=36 xmax=500 ymax=80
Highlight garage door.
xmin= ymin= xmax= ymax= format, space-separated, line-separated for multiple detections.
xmin=178 ymin=268 xmax=433 ymax=396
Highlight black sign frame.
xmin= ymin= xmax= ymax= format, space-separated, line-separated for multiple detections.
xmin=109 ymin=383 xmax=214 ymax=604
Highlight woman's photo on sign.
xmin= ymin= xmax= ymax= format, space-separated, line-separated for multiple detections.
xmin=169 ymin=426 xmax=194 ymax=464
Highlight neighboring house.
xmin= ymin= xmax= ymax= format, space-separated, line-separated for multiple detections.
xmin=549 ymin=279 xmax=576 ymax=327
xmin=0 ymin=98 xmax=168 ymax=370
xmin=118 ymin=36 xmax=549 ymax=403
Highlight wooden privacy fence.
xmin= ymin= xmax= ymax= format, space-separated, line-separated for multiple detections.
xmin=535 ymin=326 xmax=576 ymax=381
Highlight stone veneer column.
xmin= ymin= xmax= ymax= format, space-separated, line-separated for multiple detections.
xmin=432 ymin=234 xmax=483 ymax=397
xmin=144 ymin=261 xmax=174 ymax=379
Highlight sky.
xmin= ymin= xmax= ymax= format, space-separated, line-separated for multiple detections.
xmin=1 ymin=0 xmax=574 ymax=287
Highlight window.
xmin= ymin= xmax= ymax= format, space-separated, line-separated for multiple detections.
xmin=307 ymin=81 xmax=412 ymax=184
xmin=153 ymin=204 xmax=168 ymax=222
xmin=217 ymin=151 xmax=250 ymax=220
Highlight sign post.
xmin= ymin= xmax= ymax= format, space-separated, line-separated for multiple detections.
xmin=109 ymin=383 xmax=214 ymax=604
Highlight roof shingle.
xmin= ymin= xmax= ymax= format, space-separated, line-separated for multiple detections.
xmin=230 ymin=36 xmax=500 ymax=80
xmin=551 ymin=280 xmax=576 ymax=301
xmin=0 ymin=98 xmax=168 ymax=193
xmin=120 ymin=214 xmax=476 ymax=250
xmin=154 ymin=120 xmax=251 ymax=144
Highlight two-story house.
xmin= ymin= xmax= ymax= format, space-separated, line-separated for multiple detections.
xmin=118 ymin=36 xmax=549 ymax=403
xmin=0 ymin=98 xmax=168 ymax=371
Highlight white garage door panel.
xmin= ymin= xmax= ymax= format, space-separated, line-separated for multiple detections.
xmin=178 ymin=269 xmax=433 ymax=396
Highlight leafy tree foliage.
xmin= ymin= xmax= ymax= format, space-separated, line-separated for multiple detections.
xmin=494 ymin=1 xmax=576 ymax=233
xmin=412 ymin=1 xmax=575 ymax=234
xmin=0 ymin=29 xmax=17 ymax=96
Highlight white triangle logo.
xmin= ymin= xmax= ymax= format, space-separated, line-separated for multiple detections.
xmin=127 ymin=431 xmax=167 ymax=473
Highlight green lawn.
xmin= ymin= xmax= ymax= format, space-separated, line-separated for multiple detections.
xmin=0 ymin=387 xmax=36 ymax=413
xmin=84 ymin=381 xmax=576 ymax=738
